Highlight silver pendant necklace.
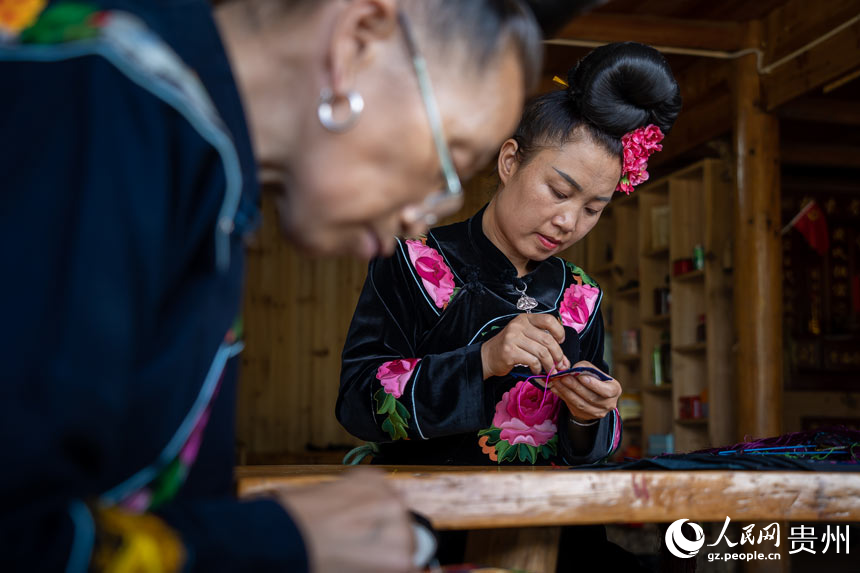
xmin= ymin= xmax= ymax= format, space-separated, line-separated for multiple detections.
xmin=515 ymin=283 xmax=538 ymax=312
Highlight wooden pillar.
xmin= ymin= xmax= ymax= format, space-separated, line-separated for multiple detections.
xmin=732 ymin=52 xmax=782 ymax=441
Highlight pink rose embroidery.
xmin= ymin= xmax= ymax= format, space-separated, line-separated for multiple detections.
xmin=559 ymin=283 xmax=600 ymax=333
xmin=406 ymin=239 xmax=455 ymax=308
xmin=376 ymin=358 xmax=420 ymax=399
xmin=492 ymin=381 xmax=560 ymax=447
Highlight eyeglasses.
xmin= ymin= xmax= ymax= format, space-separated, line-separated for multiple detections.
xmin=397 ymin=11 xmax=464 ymax=227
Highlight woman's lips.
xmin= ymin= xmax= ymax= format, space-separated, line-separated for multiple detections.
xmin=537 ymin=233 xmax=561 ymax=250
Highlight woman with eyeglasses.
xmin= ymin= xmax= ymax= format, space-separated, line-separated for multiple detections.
xmin=0 ymin=0 xmax=546 ymax=572
xmin=339 ymin=41 xmax=681 ymax=469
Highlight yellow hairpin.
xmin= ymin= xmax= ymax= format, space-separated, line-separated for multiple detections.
xmin=552 ymin=75 xmax=569 ymax=88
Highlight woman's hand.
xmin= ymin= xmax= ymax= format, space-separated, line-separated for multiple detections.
xmin=480 ymin=314 xmax=570 ymax=380
xmin=548 ymin=360 xmax=621 ymax=421
xmin=274 ymin=468 xmax=417 ymax=573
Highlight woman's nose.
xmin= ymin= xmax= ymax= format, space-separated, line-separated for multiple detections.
xmin=553 ymin=209 xmax=578 ymax=234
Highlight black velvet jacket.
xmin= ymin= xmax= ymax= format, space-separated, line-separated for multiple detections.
xmin=337 ymin=206 xmax=621 ymax=465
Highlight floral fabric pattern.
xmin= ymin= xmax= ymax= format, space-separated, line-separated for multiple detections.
xmin=478 ymin=380 xmax=561 ymax=464
xmin=559 ymin=282 xmax=600 ymax=333
xmin=374 ymin=358 xmax=420 ymax=441
xmin=0 ymin=0 xmax=46 ymax=35
xmin=405 ymin=238 xmax=456 ymax=309
xmin=376 ymin=358 xmax=419 ymax=399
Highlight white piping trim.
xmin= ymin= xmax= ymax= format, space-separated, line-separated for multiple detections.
xmin=409 ymin=362 xmax=427 ymax=440
xmin=397 ymin=239 xmax=440 ymax=316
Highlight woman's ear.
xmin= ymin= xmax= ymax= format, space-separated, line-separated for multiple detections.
xmin=327 ymin=0 xmax=398 ymax=96
xmin=497 ymin=138 xmax=521 ymax=186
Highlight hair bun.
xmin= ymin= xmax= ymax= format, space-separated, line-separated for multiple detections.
xmin=566 ymin=42 xmax=681 ymax=138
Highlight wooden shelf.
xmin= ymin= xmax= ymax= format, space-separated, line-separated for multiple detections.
xmin=614 ymin=353 xmax=640 ymax=366
xmin=673 ymin=269 xmax=705 ymax=282
xmin=624 ymin=418 xmax=643 ymax=428
xmin=675 ymin=418 xmax=709 ymax=427
xmin=643 ymin=384 xmax=672 ymax=394
xmin=642 ymin=314 xmax=671 ymax=327
xmin=643 ymin=247 xmax=669 ymax=258
xmin=583 ymin=159 xmax=733 ymax=453
xmin=617 ymin=287 xmax=640 ymax=299
xmin=673 ymin=342 xmax=707 ymax=354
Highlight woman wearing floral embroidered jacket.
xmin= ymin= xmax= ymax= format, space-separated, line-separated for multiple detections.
xmin=338 ymin=42 xmax=681 ymax=467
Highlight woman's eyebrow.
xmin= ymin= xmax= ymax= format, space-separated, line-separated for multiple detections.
xmin=552 ymin=166 xmax=582 ymax=192
xmin=553 ymin=166 xmax=612 ymax=203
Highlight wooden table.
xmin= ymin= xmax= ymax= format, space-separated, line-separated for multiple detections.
xmin=237 ymin=466 xmax=860 ymax=571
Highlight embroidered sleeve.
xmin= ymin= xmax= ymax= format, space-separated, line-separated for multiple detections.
xmin=338 ymin=248 xmax=488 ymax=443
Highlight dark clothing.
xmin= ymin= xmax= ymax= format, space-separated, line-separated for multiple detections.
xmin=338 ymin=206 xmax=621 ymax=466
xmin=0 ymin=1 xmax=306 ymax=571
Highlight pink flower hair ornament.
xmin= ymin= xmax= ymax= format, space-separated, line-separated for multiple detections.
xmin=616 ymin=124 xmax=664 ymax=195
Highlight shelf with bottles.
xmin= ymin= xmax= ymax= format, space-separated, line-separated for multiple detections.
xmin=586 ymin=159 xmax=734 ymax=454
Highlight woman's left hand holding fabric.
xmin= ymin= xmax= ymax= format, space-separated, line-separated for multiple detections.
xmin=548 ymin=360 xmax=621 ymax=422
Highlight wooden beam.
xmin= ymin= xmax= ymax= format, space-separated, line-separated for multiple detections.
xmin=648 ymin=60 xmax=733 ymax=167
xmin=782 ymin=143 xmax=860 ymax=168
xmin=552 ymin=13 xmax=751 ymax=52
xmin=653 ymin=91 xmax=731 ymax=167
xmin=762 ymin=18 xmax=860 ymax=110
xmin=778 ymin=98 xmax=860 ymax=126
xmin=761 ymin=0 xmax=860 ymax=65
xmin=237 ymin=466 xmax=860 ymax=529
xmin=733 ymin=53 xmax=783 ymax=441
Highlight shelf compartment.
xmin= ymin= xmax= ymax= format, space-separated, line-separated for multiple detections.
xmin=675 ymin=418 xmax=709 ymax=427
xmin=673 ymin=269 xmax=705 ymax=283
xmin=642 ymin=314 xmax=671 ymax=327
xmin=643 ymin=247 xmax=669 ymax=259
xmin=614 ymin=353 xmax=641 ymax=366
xmin=673 ymin=342 xmax=707 ymax=355
xmin=643 ymin=384 xmax=672 ymax=394
xmin=617 ymin=287 xmax=640 ymax=300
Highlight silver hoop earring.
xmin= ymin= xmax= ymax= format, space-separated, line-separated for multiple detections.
xmin=317 ymin=88 xmax=364 ymax=133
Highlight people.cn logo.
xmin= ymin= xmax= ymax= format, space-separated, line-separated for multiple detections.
xmin=665 ymin=519 xmax=706 ymax=559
